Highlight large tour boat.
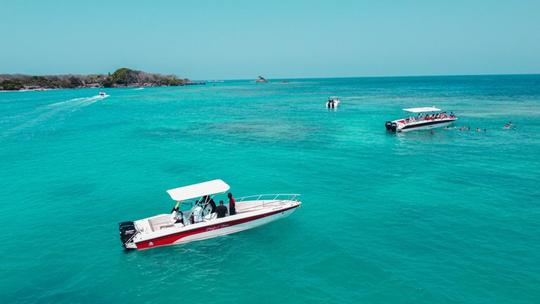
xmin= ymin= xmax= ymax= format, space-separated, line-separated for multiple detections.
xmin=385 ymin=107 xmax=457 ymax=132
xmin=119 ymin=179 xmax=301 ymax=250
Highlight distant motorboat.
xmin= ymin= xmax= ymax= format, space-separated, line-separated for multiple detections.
xmin=98 ymin=91 xmax=108 ymax=97
xmin=255 ymin=76 xmax=268 ymax=83
xmin=385 ymin=107 xmax=457 ymax=132
xmin=503 ymin=121 xmax=514 ymax=129
xmin=326 ymin=97 xmax=340 ymax=109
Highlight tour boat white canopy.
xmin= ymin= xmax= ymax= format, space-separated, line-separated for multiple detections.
xmin=166 ymin=179 xmax=230 ymax=201
xmin=403 ymin=107 xmax=441 ymax=113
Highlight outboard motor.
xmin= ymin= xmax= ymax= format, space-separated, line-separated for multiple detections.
xmin=385 ymin=121 xmax=398 ymax=132
xmin=119 ymin=221 xmax=136 ymax=248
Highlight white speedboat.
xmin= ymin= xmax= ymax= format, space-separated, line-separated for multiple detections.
xmin=98 ymin=91 xmax=108 ymax=97
xmin=385 ymin=107 xmax=457 ymax=132
xmin=119 ymin=179 xmax=301 ymax=250
xmin=326 ymin=96 xmax=340 ymax=109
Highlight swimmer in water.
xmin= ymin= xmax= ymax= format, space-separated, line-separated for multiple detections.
xmin=503 ymin=121 xmax=513 ymax=129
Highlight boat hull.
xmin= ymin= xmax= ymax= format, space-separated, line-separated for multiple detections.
xmin=399 ymin=119 xmax=455 ymax=132
xmin=133 ymin=204 xmax=299 ymax=250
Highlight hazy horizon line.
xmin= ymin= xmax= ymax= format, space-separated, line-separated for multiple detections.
xmin=223 ymin=72 xmax=540 ymax=82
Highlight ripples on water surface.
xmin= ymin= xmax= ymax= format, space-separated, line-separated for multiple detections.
xmin=1 ymin=76 xmax=540 ymax=303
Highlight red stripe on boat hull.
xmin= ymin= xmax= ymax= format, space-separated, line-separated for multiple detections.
xmin=135 ymin=205 xmax=298 ymax=250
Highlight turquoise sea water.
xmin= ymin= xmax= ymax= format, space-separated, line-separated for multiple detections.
xmin=1 ymin=75 xmax=540 ymax=303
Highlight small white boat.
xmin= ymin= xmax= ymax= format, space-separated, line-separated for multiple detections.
xmin=98 ymin=91 xmax=108 ymax=97
xmin=119 ymin=179 xmax=301 ymax=250
xmin=326 ymin=97 xmax=340 ymax=109
xmin=385 ymin=107 xmax=457 ymax=132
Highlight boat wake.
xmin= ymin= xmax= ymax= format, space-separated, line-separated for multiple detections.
xmin=47 ymin=94 xmax=108 ymax=108
xmin=2 ymin=94 xmax=109 ymax=138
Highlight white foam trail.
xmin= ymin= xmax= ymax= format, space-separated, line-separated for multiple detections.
xmin=2 ymin=94 xmax=108 ymax=138
xmin=47 ymin=94 xmax=108 ymax=108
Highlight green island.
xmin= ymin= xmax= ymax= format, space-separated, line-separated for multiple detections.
xmin=0 ymin=67 xmax=204 ymax=91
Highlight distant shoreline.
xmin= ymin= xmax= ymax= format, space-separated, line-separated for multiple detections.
xmin=0 ymin=67 xmax=205 ymax=91
xmin=0 ymin=83 xmax=206 ymax=93
xmin=2 ymin=72 xmax=538 ymax=91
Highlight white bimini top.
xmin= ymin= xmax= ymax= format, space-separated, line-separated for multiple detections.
xmin=166 ymin=179 xmax=230 ymax=201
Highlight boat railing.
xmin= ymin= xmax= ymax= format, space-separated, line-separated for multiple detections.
xmin=237 ymin=193 xmax=300 ymax=201
xmin=178 ymin=194 xmax=300 ymax=213
xmin=236 ymin=193 xmax=300 ymax=207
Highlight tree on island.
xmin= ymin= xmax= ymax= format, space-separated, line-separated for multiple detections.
xmin=0 ymin=79 xmax=24 ymax=90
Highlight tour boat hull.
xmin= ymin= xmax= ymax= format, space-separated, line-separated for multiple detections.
xmin=399 ymin=119 xmax=455 ymax=132
xmin=385 ymin=107 xmax=457 ymax=133
xmin=386 ymin=118 xmax=457 ymax=133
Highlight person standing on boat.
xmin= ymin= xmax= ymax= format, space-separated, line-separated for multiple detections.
xmin=228 ymin=192 xmax=236 ymax=215
xmin=216 ymin=201 xmax=228 ymax=218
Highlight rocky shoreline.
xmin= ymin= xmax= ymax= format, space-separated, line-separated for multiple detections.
xmin=0 ymin=68 xmax=205 ymax=91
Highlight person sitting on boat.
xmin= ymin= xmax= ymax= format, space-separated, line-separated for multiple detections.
xmin=191 ymin=204 xmax=203 ymax=223
xmin=216 ymin=200 xmax=228 ymax=218
xmin=228 ymin=192 xmax=236 ymax=215
xmin=170 ymin=202 xmax=184 ymax=224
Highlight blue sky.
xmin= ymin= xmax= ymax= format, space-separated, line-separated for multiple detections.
xmin=1 ymin=0 xmax=539 ymax=79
